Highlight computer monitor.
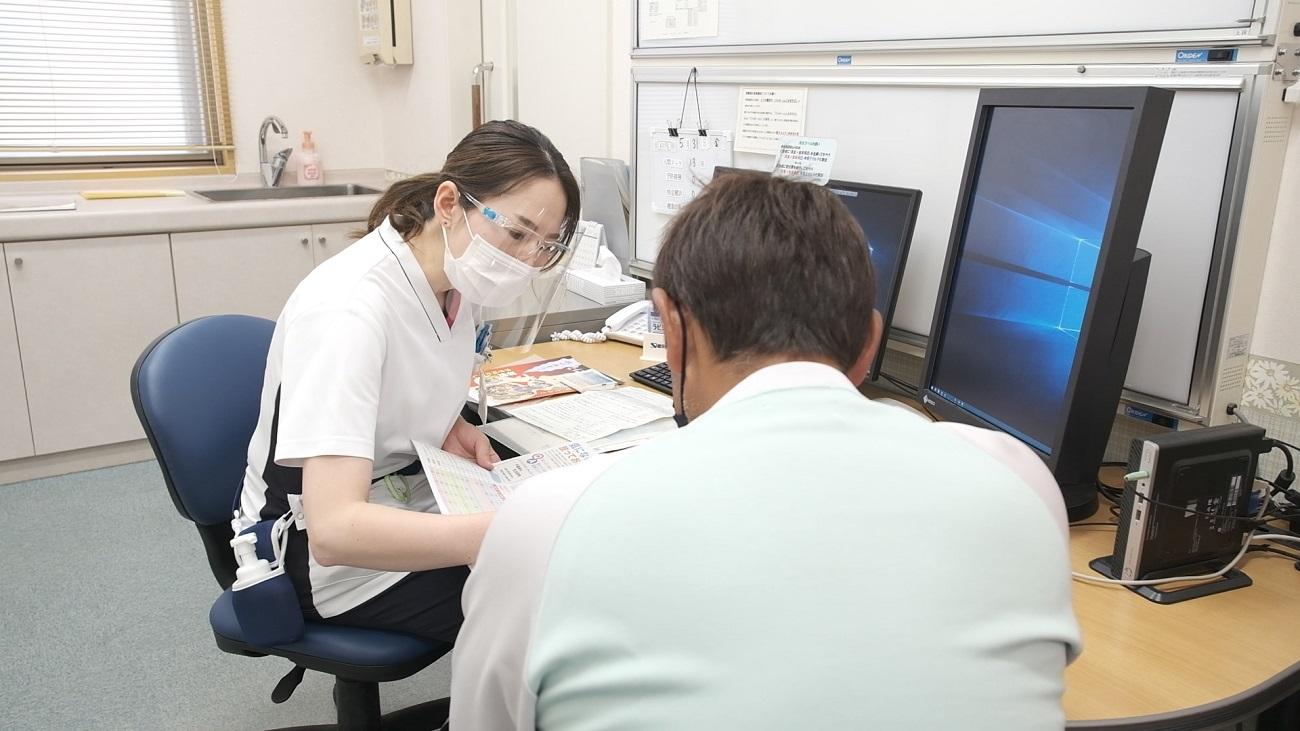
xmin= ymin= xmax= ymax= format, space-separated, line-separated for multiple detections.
xmin=579 ymin=157 xmax=632 ymax=267
xmin=712 ymin=166 xmax=921 ymax=381
xmin=919 ymin=86 xmax=1173 ymax=522
xmin=824 ymin=180 xmax=920 ymax=381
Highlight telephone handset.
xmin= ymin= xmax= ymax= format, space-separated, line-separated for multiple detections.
xmin=603 ymin=300 xmax=654 ymax=345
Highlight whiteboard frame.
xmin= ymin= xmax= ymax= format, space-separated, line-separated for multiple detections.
xmin=628 ymin=63 xmax=1269 ymax=421
xmin=632 ymin=0 xmax=1275 ymax=57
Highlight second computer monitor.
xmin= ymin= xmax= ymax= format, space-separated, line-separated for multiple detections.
xmin=824 ymin=180 xmax=921 ymax=379
xmin=712 ymin=166 xmax=921 ymax=381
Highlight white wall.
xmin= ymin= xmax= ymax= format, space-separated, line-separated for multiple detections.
xmin=374 ymin=1 xmax=481 ymax=174
xmin=221 ymin=0 xmax=481 ymax=177
xmin=484 ymin=0 xmax=631 ymax=174
xmin=222 ymin=0 xmax=384 ymax=174
xmin=1252 ymin=116 xmax=1300 ymax=364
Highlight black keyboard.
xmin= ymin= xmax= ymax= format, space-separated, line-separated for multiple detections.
xmin=630 ymin=361 xmax=673 ymax=395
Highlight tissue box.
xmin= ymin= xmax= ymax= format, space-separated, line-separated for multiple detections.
xmin=565 ymin=268 xmax=646 ymax=305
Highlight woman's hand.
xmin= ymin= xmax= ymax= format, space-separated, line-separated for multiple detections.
xmin=442 ymin=416 xmax=500 ymax=469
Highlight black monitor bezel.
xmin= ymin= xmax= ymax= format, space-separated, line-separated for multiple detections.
xmin=919 ymin=86 xmax=1173 ymax=474
xmin=823 ymin=178 xmax=922 ymax=381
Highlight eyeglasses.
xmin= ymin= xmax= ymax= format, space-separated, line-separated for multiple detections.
xmin=461 ymin=192 xmax=569 ymax=269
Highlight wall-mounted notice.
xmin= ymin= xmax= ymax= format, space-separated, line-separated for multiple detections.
xmin=735 ymin=87 xmax=808 ymax=155
xmin=773 ymin=137 xmax=837 ymax=184
xmin=649 ymin=130 xmax=734 ymax=215
xmin=640 ymin=0 xmax=719 ymax=41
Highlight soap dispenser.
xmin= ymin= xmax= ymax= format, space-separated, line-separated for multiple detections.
xmin=296 ymin=131 xmax=323 ymax=185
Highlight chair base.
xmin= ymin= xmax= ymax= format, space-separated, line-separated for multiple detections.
xmin=269 ymin=678 xmax=449 ymax=731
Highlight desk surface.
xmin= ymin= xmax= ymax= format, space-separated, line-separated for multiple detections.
xmin=498 ymin=340 xmax=1300 ymax=730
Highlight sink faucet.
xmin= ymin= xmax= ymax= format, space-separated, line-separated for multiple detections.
xmin=258 ymin=116 xmax=292 ymax=187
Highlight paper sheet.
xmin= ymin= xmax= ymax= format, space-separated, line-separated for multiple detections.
xmin=773 ymin=137 xmax=837 ymax=184
xmin=483 ymin=415 xmax=678 ymax=455
xmin=649 ymin=130 xmax=733 ymax=215
xmin=735 ymin=87 xmax=808 ymax=155
xmin=639 ymin=0 xmax=719 ymax=40
xmin=506 ymin=387 xmax=675 ymax=443
xmin=413 ymin=441 xmax=593 ymax=514
xmin=0 ymin=196 xmax=76 ymax=214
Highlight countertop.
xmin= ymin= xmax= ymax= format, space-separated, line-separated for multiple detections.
xmin=0 ymin=169 xmax=391 ymax=242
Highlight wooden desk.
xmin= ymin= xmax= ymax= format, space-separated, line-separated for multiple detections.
xmin=495 ymin=340 xmax=1300 ymax=729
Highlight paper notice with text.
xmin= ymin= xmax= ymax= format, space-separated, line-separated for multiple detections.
xmin=735 ymin=87 xmax=807 ymax=155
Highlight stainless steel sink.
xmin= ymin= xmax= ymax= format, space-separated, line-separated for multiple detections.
xmin=191 ymin=184 xmax=380 ymax=202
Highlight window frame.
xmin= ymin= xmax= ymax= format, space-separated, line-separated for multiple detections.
xmin=0 ymin=0 xmax=234 ymax=180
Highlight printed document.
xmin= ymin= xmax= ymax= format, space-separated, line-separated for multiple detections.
xmin=413 ymin=441 xmax=593 ymax=515
xmin=506 ymin=387 xmax=675 ymax=443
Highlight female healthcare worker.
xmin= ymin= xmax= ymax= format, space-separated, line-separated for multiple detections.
xmin=236 ymin=120 xmax=580 ymax=642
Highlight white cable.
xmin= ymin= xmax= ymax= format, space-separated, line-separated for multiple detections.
xmin=1071 ymin=536 xmax=1253 ymax=586
xmin=1252 ymin=533 xmax=1300 ymax=545
xmin=549 ymin=329 xmax=607 ymax=343
xmin=1070 ymin=491 xmax=1284 ymax=587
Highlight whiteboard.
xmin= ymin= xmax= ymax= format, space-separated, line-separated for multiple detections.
xmin=631 ymin=66 xmax=1247 ymax=406
xmin=636 ymin=0 xmax=1263 ymax=52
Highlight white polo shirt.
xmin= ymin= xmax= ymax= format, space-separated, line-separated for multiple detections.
xmin=451 ymin=362 xmax=1081 ymax=730
xmin=239 ymin=216 xmax=478 ymax=618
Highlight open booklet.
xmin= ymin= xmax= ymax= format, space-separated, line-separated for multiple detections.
xmin=468 ymin=356 xmax=620 ymax=408
xmin=411 ymin=440 xmax=593 ymax=515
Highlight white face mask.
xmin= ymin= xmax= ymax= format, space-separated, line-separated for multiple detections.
xmin=441 ymin=210 xmax=541 ymax=307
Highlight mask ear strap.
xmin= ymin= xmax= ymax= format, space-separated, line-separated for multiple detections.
xmin=673 ymin=303 xmax=689 ymax=428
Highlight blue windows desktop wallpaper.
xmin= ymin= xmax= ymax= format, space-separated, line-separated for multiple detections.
xmin=832 ymin=186 xmax=913 ymax=314
xmin=930 ymin=106 xmax=1133 ymax=453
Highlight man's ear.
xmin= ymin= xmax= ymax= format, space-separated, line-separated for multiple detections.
xmin=847 ymin=309 xmax=885 ymax=386
xmin=651 ymin=288 xmax=684 ymax=374
xmin=432 ymin=180 xmax=461 ymax=226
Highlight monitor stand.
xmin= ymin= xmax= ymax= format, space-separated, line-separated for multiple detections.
xmin=1088 ymin=555 xmax=1252 ymax=604
xmin=1062 ymin=482 xmax=1099 ymax=523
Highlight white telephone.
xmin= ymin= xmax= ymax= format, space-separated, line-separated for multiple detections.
xmin=603 ymin=300 xmax=654 ymax=345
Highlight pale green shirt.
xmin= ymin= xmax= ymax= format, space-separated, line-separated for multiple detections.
xmin=451 ymin=362 xmax=1080 ymax=730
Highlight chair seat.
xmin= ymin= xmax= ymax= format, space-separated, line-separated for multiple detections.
xmin=210 ymin=591 xmax=450 ymax=683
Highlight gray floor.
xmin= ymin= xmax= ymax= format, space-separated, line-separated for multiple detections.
xmin=0 ymin=460 xmax=450 ymax=731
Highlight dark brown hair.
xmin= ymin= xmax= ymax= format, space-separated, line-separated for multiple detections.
xmin=365 ymin=120 xmax=580 ymax=265
xmin=654 ymin=172 xmax=876 ymax=370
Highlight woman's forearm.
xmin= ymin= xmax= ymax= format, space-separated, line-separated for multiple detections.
xmin=311 ymin=502 xmax=492 ymax=571
xmin=302 ymin=455 xmax=492 ymax=571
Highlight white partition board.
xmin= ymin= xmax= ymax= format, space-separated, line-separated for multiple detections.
xmin=633 ymin=74 xmax=1240 ymax=405
xmin=636 ymin=0 xmax=1262 ymax=51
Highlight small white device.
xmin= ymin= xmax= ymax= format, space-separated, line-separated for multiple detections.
xmin=603 ymin=300 xmax=654 ymax=345
xmin=358 ymin=0 xmax=412 ymax=65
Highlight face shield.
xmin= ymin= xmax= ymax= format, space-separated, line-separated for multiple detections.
xmin=459 ymin=191 xmax=576 ymax=352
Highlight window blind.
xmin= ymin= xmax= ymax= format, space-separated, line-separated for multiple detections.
xmin=0 ymin=0 xmax=232 ymax=169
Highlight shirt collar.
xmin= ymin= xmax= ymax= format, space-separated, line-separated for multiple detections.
xmin=377 ymin=216 xmax=452 ymax=341
xmin=704 ymin=361 xmax=859 ymax=416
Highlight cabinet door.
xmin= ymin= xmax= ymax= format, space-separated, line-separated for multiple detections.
xmin=0 ymin=249 xmax=34 ymax=460
xmin=172 ymin=225 xmax=314 ymax=322
xmin=312 ymin=221 xmax=366 ymax=266
xmin=7 ymin=235 xmax=178 ymax=454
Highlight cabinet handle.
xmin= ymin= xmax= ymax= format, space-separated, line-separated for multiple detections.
xmin=12 ymin=257 xmax=21 ymax=268
xmin=318 ymin=236 xmax=327 ymax=246
xmin=300 ymin=237 xmax=309 ymax=246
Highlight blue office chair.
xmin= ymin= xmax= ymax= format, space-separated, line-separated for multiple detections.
xmin=131 ymin=315 xmax=451 ymax=730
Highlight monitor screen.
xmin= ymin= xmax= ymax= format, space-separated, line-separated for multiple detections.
xmin=927 ymin=106 xmax=1135 ymax=454
xmin=825 ymin=182 xmax=918 ymax=318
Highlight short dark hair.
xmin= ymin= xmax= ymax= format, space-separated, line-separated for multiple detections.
xmin=366 ymin=120 xmax=581 ymax=269
xmin=654 ymin=173 xmax=876 ymax=370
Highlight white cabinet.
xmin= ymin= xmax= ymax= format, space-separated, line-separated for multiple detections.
xmin=172 ymin=225 xmax=314 ymax=322
xmin=312 ymin=221 xmax=365 ymax=265
xmin=6 ymin=234 xmax=178 ymax=455
xmin=0 ymin=251 xmax=34 ymax=461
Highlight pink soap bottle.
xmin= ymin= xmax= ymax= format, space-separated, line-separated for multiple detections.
xmin=296 ymin=131 xmax=323 ymax=185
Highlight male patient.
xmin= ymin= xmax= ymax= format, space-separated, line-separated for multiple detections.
xmin=450 ymin=173 xmax=1081 ymax=729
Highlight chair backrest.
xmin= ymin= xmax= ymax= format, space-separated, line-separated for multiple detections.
xmin=131 ymin=315 xmax=275 ymax=586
